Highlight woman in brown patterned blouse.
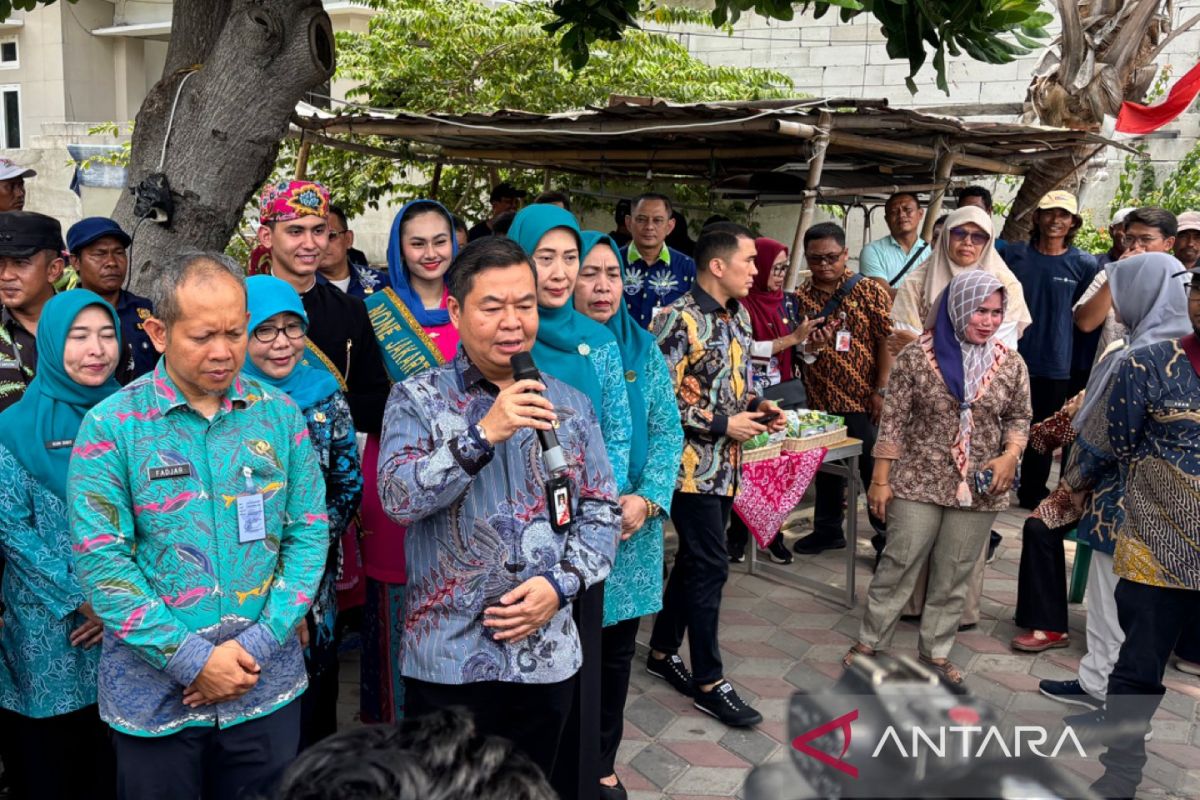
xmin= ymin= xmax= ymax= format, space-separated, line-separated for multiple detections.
xmin=844 ymin=271 xmax=1032 ymax=684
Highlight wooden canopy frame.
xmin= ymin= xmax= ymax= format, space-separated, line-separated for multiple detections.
xmin=292 ymin=97 xmax=1119 ymax=289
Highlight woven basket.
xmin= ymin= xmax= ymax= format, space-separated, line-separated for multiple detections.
xmin=782 ymin=427 xmax=848 ymax=453
xmin=741 ymin=442 xmax=782 ymax=463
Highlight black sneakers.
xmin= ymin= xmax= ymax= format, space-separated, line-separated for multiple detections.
xmin=693 ymin=680 xmax=763 ymax=727
xmin=1039 ymin=678 xmax=1104 ymax=710
xmin=792 ymin=532 xmax=846 ymax=555
xmin=987 ymin=530 xmax=1002 ymax=563
xmin=646 ymin=654 xmax=695 ymax=697
xmin=766 ymin=535 xmax=794 ymax=564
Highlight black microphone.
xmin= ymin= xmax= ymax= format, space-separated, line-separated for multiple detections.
xmin=509 ymin=351 xmax=568 ymax=477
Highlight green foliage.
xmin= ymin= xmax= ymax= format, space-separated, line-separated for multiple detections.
xmin=287 ymin=0 xmax=794 ymax=222
xmin=0 ymin=0 xmax=73 ymax=21
xmin=1073 ymin=215 xmax=1111 ymax=255
xmin=548 ymin=0 xmax=1051 ymax=94
xmin=77 ymin=121 xmax=133 ymax=170
xmin=1108 ymin=141 xmax=1200 ymax=218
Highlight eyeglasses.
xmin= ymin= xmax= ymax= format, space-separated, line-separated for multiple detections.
xmin=253 ymin=321 xmax=308 ymax=343
xmin=771 ymin=262 xmax=789 ymax=275
xmin=948 ymin=227 xmax=991 ymax=247
xmin=1126 ymin=235 xmax=1165 ymax=248
xmin=533 ymin=252 xmax=579 ymax=269
xmin=328 ymin=229 xmax=349 ymax=240
xmin=633 ymin=216 xmax=669 ymax=228
xmin=805 ymin=253 xmax=843 ymax=267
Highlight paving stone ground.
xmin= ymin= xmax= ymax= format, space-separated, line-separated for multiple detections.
xmin=336 ymin=501 xmax=1200 ymax=799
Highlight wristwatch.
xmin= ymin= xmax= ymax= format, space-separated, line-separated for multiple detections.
xmin=474 ymin=422 xmax=491 ymax=445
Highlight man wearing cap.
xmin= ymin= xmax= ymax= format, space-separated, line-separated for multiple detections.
xmin=1174 ymin=211 xmax=1200 ymax=272
xmin=1003 ymin=190 xmax=1099 ymax=509
xmin=0 ymin=211 xmax=64 ymax=412
xmin=0 ymin=158 xmax=35 ymax=212
xmin=66 ymin=217 xmax=157 ymax=384
xmin=256 ymin=180 xmax=391 ymax=434
xmin=468 ymin=183 xmax=526 ymax=242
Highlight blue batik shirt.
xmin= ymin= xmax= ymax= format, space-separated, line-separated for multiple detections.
xmin=377 ymin=352 xmax=621 ymax=685
xmin=624 ymin=243 xmax=696 ymax=329
xmin=67 ymin=363 xmax=330 ymax=737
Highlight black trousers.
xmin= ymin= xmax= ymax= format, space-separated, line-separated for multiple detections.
xmin=299 ymin=650 xmax=340 ymax=750
xmin=726 ymin=512 xmax=782 ymax=555
xmin=114 ymin=699 xmax=300 ymax=800
xmin=1095 ymin=580 xmax=1200 ymax=798
xmin=551 ymin=582 xmax=604 ymax=800
xmin=3 ymin=704 xmax=115 ymax=800
xmin=649 ymin=492 xmax=733 ymax=685
xmin=599 ymin=617 xmax=640 ymax=777
xmin=813 ymin=411 xmax=884 ymax=538
xmin=1014 ymin=517 xmax=1073 ymax=633
xmin=1018 ymin=377 xmax=1072 ymax=509
xmin=1177 ymin=624 xmax=1200 ymax=662
xmin=405 ymin=675 xmax=575 ymax=783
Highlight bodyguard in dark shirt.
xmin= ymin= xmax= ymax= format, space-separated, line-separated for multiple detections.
xmin=66 ymin=217 xmax=157 ymax=384
xmin=1002 ymin=191 xmax=1099 ymax=508
xmin=256 ymin=180 xmax=392 ymax=433
xmin=0 ymin=211 xmax=65 ymax=411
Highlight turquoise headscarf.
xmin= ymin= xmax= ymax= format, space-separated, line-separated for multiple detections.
xmin=508 ymin=204 xmax=613 ymax=414
xmin=580 ymin=230 xmax=655 ymax=486
xmin=244 ymin=275 xmax=341 ymax=410
xmin=0 ymin=290 xmax=122 ymax=499
xmin=386 ymin=199 xmax=459 ymax=327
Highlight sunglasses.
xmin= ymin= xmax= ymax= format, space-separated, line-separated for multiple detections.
xmin=805 ymin=253 xmax=843 ymax=267
xmin=948 ymin=227 xmax=991 ymax=247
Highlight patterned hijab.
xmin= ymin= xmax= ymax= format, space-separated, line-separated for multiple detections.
xmin=0 ymin=290 xmax=122 ymax=499
xmin=929 ymin=270 xmax=1007 ymax=506
xmin=1073 ymin=252 xmax=1191 ymax=431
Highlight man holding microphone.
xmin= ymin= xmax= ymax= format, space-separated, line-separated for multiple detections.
xmin=376 ymin=237 xmax=621 ymax=780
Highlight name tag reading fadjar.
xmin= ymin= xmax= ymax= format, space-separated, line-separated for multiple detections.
xmin=236 ymin=466 xmax=267 ymax=544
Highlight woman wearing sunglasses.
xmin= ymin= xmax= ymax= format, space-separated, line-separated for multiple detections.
xmin=886 ymin=206 xmax=1031 ymax=628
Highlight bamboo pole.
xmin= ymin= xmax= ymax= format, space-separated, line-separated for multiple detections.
xmin=785 ymin=111 xmax=831 ymax=292
xmin=430 ymin=161 xmax=444 ymax=199
xmin=774 ymin=120 xmax=1026 ymax=176
xmin=440 ymin=144 xmax=813 ymax=162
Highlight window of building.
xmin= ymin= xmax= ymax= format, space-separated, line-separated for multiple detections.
xmin=0 ymin=36 xmax=17 ymax=69
xmin=0 ymin=86 xmax=20 ymax=149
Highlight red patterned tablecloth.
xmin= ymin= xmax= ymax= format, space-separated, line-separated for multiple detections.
xmin=735 ymin=447 xmax=828 ymax=548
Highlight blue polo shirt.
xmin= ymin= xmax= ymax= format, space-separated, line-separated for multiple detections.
xmin=1003 ymin=242 xmax=1099 ymax=380
xmin=858 ymin=236 xmax=931 ymax=286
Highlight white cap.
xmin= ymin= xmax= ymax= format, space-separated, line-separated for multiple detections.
xmin=0 ymin=158 xmax=35 ymax=181
xmin=1111 ymin=207 xmax=1136 ymax=227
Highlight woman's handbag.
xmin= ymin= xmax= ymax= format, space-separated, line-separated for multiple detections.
xmin=764 ymin=378 xmax=808 ymax=409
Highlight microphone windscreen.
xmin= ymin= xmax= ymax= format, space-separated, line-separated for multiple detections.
xmin=510 ymin=351 xmax=541 ymax=382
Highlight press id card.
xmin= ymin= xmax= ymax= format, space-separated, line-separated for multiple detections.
xmin=236 ymin=467 xmax=267 ymax=544
xmin=835 ymin=330 xmax=852 ymax=352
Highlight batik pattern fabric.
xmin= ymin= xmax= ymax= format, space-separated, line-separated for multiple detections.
xmin=0 ymin=307 xmax=34 ymax=413
xmin=66 ymin=363 xmax=330 ymax=736
xmin=602 ymin=351 xmax=683 ymax=626
xmin=652 ymin=286 xmax=757 ymax=497
xmin=874 ymin=339 xmax=1031 ymax=513
xmin=377 ymin=353 xmax=620 ymax=685
xmin=794 ymin=271 xmax=893 ymax=413
xmin=623 ymin=244 xmax=697 ymax=329
xmin=1108 ymin=339 xmax=1200 ymax=590
xmin=259 ymin=180 xmax=330 ymax=224
xmin=0 ymin=447 xmax=97 ymax=718
xmin=1060 ymin=374 xmax=1122 ymax=556
xmin=298 ymin=391 xmax=362 ymax=678
xmin=589 ymin=339 xmax=633 ymax=497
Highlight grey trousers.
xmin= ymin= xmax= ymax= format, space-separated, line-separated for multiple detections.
xmin=858 ymin=498 xmax=996 ymax=660
xmin=900 ymin=543 xmax=986 ymax=625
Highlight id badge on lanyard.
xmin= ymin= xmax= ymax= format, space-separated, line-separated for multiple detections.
xmin=236 ymin=466 xmax=267 ymax=544
xmin=834 ymin=312 xmax=851 ymax=352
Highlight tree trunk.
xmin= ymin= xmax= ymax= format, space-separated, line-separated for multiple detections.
xmin=1001 ymin=150 xmax=1102 ymax=242
xmin=114 ymin=0 xmax=335 ymax=294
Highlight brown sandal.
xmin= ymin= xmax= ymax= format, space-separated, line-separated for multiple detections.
xmin=920 ymin=655 xmax=965 ymax=685
xmin=842 ymin=643 xmax=875 ymax=669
